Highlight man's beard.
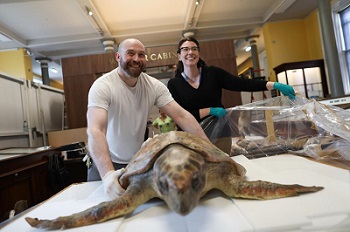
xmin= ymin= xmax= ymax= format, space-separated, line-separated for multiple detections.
xmin=119 ymin=58 xmax=145 ymax=78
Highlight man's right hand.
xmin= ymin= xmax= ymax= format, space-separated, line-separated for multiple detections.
xmin=102 ymin=169 xmax=126 ymax=199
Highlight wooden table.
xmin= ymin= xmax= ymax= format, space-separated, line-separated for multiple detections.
xmin=0 ymin=147 xmax=60 ymax=222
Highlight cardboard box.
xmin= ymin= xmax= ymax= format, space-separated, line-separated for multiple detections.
xmin=48 ymin=128 xmax=87 ymax=147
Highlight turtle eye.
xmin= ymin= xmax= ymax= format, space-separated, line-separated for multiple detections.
xmin=158 ymin=179 xmax=169 ymax=194
xmin=192 ymin=176 xmax=201 ymax=190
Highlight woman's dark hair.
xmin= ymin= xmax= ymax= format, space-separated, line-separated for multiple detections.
xmin=175 ymin=37 xmax=207 ymax=75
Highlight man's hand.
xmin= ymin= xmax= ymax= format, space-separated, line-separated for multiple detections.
xmin=102 ymin=169 xmax=126 ymax=199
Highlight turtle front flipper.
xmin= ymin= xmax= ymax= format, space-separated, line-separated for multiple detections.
xmin=25 ymin=176 xmax=157 ymax=230
xmin=223 ymin=180 xmax=323 ymax=200
xmin=25 ymin=198 xmax=137 ymax=230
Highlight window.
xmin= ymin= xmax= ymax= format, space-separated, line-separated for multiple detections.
xmin=340 ymin=5 xmax=350 ymax=87
xmin=333 ymin=0 xmax=350 ymax=94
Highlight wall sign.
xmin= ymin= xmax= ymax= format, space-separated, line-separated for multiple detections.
xmin=145 ymin=45 xmax=178 ymax=67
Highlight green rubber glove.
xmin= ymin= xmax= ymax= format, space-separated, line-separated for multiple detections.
xmin=209 ymin=107 xmax=227 ymax=118
xmin=273 ymin=82 xmax=295 ymax=99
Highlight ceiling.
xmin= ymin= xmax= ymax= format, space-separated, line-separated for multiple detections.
xmin=0 ymin=0 xmax=319 ymax=84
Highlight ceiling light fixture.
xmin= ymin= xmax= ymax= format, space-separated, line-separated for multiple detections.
xmin=85 ymin=6 xmax=104 ymax=36
xmin=36 ymin=57 xmax=52 ymax=64
xmin=24 ymin=48 xmax=33 ymax=56
xmin=183 ymin=31 xmax=195 ymax=38
xmin=188 ymin=0 xmax=203 ymax=27
xmin=101 ymin=38 xmax=116 ymax=52
xmin=50 ymin=68 xmax=58 ymax=73
xmin=245 ymin=46 xmax=251 ymax=52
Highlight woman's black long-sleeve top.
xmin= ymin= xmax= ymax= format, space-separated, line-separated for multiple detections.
xmin=167 ymin=66 xmax=268 ymax=122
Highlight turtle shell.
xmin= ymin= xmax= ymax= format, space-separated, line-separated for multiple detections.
xmin=119 ymin=131 xmax=246 ymax=188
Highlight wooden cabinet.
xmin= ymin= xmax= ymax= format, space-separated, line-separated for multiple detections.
xmin=63 ymin=74 xmax=97 ymax=129
xmin=273 ymin=59 xmax=329 ymax=99
xmin=0 ymin=148 xmax=59 ymax=222
xmin=62 ymin=53 xmax=117 ymax=129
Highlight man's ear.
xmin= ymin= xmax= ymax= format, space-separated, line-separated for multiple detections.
xmin=115 ymin=52 xmax=120 ymax=62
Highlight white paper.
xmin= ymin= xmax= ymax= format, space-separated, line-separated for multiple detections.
xmin=2 ymin=155 xmax=349 ymax=232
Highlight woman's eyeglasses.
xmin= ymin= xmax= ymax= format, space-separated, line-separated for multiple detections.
xmin=179 ymin=46 xmax=200 ymax=53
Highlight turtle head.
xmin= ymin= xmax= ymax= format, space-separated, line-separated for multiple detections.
xmin=153 ymin=144 xmax=207 ymax=215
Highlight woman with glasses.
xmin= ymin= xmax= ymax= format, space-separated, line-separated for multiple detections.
xmin=167 ymin=37 xmax=295 ymax=153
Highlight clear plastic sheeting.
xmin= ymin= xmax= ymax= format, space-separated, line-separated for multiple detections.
xmin=201 ymin=96 xmax=350 ymax=169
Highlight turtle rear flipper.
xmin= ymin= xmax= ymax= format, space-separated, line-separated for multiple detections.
xmin=223 ymin=180 xmax=323 ymax=200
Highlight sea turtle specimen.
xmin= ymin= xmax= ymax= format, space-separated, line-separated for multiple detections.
xmin=26 ymin=131 xmax=323 ymax=230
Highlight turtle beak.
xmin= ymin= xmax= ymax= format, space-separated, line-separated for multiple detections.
xmin=173 ymin=196 xmax=198 ymax=216
xmin=164 ymin=172 xmax=205 ymax=215
xmin=167 ymin=188 xmax=200 ymax=215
